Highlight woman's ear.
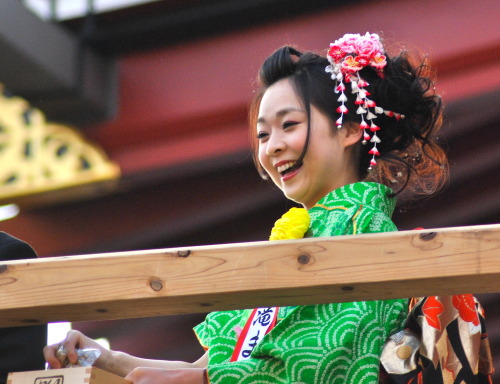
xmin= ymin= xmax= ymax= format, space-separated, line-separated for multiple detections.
xmin=341 ymin=122 xmax=363 ymax=148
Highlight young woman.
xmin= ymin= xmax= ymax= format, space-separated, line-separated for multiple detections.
xmin=44 ymin=33 xmax=492 ymax=384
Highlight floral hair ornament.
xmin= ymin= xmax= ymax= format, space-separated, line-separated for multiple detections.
xmin=325 ymin=32 xmax=405 ymax=170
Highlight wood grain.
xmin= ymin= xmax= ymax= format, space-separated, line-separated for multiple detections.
xmin=1 ymin=224 xmax=499 ymax=327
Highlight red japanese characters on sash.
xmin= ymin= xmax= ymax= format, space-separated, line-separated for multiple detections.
xmin=230 ymin=307 xmax=278 ymax=362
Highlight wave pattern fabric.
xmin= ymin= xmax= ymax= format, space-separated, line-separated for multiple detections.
xmin=194 ymin=182 xmax=408 ymax=383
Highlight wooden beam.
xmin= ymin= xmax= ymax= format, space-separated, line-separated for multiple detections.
xmin=1 ymin=224 xmax=499 ymax=327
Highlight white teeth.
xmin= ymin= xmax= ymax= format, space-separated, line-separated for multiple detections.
xmin=277 ymin=162 xmax=295 ymax=174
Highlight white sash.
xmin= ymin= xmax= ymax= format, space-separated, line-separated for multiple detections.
xmin=230 ymin=307 xmax=278 ymax=362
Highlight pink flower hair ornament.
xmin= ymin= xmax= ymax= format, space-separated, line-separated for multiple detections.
xmin=325 ymin=32 xmax=405 ymax=170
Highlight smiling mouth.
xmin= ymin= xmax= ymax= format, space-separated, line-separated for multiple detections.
xmin=277 ymin=161 xmax=301 ymax=177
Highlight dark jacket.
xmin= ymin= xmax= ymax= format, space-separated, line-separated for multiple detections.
xmin=0 ymin=232 xmax=47 ymax=383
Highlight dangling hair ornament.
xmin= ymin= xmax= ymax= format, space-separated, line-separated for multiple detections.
xmin=325 ymin=33 xmax=405 ymax=170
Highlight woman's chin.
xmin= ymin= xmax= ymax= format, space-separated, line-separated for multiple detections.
xmin=282 ymin=188 xmax=306 ymax=206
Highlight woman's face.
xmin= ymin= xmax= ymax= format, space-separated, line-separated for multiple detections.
xmin=257 ymin=78 xmax=360 ymax=209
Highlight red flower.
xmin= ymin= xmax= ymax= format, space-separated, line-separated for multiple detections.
xmin=422 ymin=296 xmax=444 ymax=330
xmin=327 ymin=45 xmax=346 ymax=62
xmin=452 ymin=294 xmax=479 ymax=326
xmin=357 ymin=56 xmax=370 ymax=66
xmin=370 ymin=54 xmax=387 ymax=70
xmin=341 ymin=56 xmax=363 ymax=73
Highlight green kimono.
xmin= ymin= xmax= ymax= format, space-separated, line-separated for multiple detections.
xmin=194 ymin=182 xmax=408 ymax=383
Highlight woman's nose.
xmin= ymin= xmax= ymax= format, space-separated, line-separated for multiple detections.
xmin=266 ymin=133 xmax=286 ymax=156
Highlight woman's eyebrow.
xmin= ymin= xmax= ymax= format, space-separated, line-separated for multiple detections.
xmin=257 ymin=107 xmax=304 ymax=124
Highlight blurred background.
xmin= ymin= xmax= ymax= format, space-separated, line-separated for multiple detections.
xmin=0 ymin=0 xmax=498 ymax=378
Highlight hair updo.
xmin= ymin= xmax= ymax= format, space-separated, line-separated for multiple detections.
xmin=250 ymin=43 xmax=448 ymax=198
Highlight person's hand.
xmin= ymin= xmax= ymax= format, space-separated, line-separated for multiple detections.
xmin=125 ymin=367 xmax=207 ymax=384
xmin=43 ymin=330 xmax=109 ymax=369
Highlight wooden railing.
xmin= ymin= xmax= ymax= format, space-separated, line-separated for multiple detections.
xmin=1 ymin=224 xmax=499 ymax=328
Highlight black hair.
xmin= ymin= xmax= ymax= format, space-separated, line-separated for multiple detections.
xmin=250 ymin=44 xmax=448 ymax=198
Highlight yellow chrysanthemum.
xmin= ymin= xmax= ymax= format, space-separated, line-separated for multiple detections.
xmin=269 ymin=207 xmax=310 ymax=241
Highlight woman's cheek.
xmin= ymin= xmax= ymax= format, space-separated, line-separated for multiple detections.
xmin=258 ymin=148 xmax=269 ymax=172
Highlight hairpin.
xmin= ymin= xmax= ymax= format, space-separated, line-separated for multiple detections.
xmin=325 ymin=33 xmax=404 ymax=169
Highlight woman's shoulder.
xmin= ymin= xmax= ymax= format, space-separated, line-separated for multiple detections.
xmin=311 ymin=182 xmax=395 ymax=211
xmin=308 ymin=182 xmax=397 ymax=236
xmin=354 ymin=206 xmax=398 ymax=234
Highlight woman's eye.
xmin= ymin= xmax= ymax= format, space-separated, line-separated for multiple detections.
xmin=282 ymin=121 xmax=299 ymax=129
xmin=256 ymin=132 xmax=269 ymax=140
